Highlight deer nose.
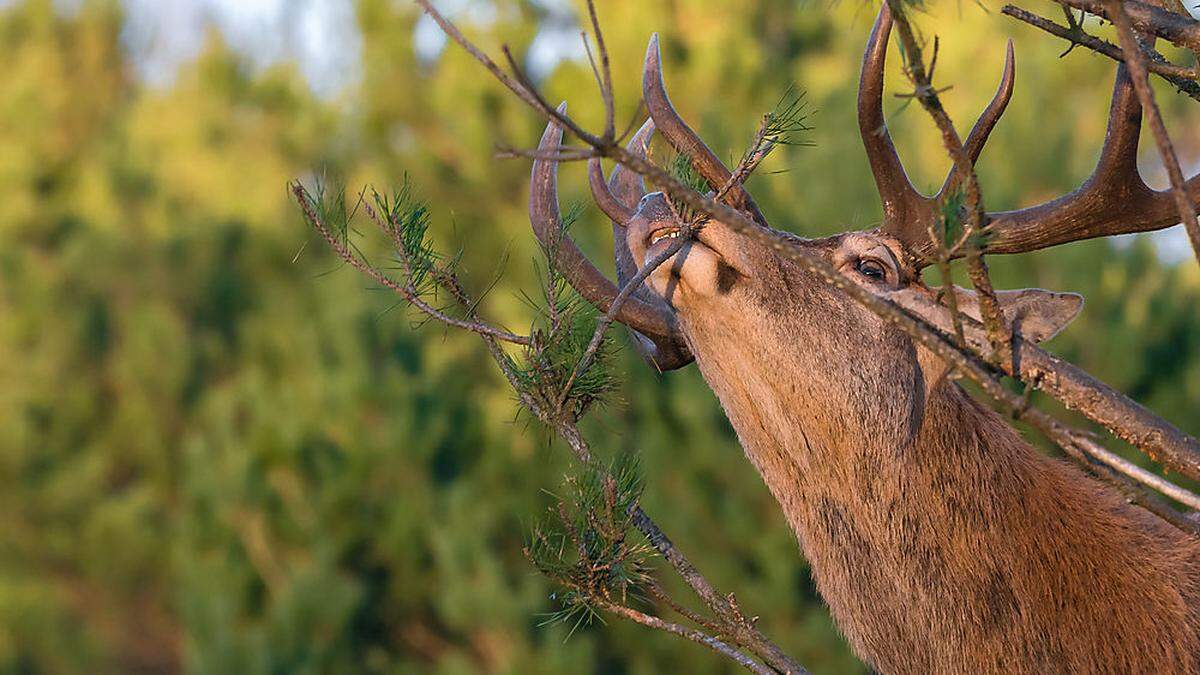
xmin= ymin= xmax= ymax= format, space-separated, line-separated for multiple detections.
xmin=626 ymin=192 xmax=681 ymax=254
xmin=636 ymin=192 xmax=675 ymax=222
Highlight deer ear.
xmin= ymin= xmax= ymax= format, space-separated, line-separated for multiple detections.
xmin=891 ymin=286 xmax=1083 ymax=396
xmin=888 ymin=285 xmax=1083 ymax=345
xmin=991 ymin=289 xmax=1084 ymax=344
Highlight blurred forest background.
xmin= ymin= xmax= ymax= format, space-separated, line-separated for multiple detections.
xmin=1 ymin=0 xmax=1199 ymax=673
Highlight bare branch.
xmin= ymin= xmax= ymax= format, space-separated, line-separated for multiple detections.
xmin=413 ymin=0 xmax=599 ymax=147
xmin=644 ymin=580 xmax=732 ymax=639
xmin=495 ymin=145 xmax=597 ymax=162
xmin=292 ymin=183 xmax=533 ymax=347
xmin=719 ymin=88 xmax=812 ymax=199
xmin=717 ymin=119 xmax=774 ymax=203
xmin=884 ymin=1 xmax=1012 ymax=366
xmin=584 ymin=0 xmax=615 ymax=141
xmin=926 ymin=244 xmax=967 ymax=347
xmin=551 ymin=421 xmax=809 ymax=674
xmin=1055 ymin=0 xmax=1200 ymax=52
xmin=568 ymin=590 xmax=775 ymax=675
xmin=1075 ymin=435 xmax=1200 ymax=511
xmin=1002 ymin=5 xmax=1200 ymax=102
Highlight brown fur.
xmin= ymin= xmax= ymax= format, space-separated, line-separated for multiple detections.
xmin=629 ymin=220 xmax=1200 ymax=673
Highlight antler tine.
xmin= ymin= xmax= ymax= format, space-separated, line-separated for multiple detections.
xmin=981 ymin=64 xmax=1200 ymax=255
xmin=1090 ymin=63 xmax=1145 ymax=181
xmin=860 ymin=4 xmax=932 ymax=247
xmin=602 ymin=119 xmax=656 ymax=297
xmin=608 ymin=117 xmax=657 ymax=216
xmin=966 ymin=39 xmax=1016 ymax=167
xmin=643 ymin=34 xmax=769 ymax=227
xmin=531 ymin=104 xmax=693 ymax=370
xmin=936 ymin=39 xmax=1016 ymax=201
xmin=588 ymin=147 xmax=637 ymax=224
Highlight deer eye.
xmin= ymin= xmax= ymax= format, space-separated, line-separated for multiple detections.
xmin=855 ymin=258 xmax=887 ymax=281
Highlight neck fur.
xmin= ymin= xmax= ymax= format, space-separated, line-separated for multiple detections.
xmin=693 ymin=347 xmax=1200 ymax=673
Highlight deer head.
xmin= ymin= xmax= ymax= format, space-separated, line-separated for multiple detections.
xmin=526 ymin=6 xmax=1200 ymax=670
xmin=526 ymin=4 xmax=1200 ymax=390
xmin=527 ymin=3 xmax=1192 ymax=414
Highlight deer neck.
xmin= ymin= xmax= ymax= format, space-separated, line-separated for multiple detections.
xmin=688 ymin=333 xmax=1200 ymax=672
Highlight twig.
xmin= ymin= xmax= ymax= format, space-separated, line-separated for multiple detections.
xmin=890 ymin=289 xmax=1200 ymax=528
xmin=1002 ymin=5 xmax=1200 ymax=102
xmin=927 ymin=234 xmax=968 ymax=347
xmin=495 ymin=145 xmax=597 ymax=162
xmin=566 ymin=588 xmax=774 ymax=674
xmin=293 ymin=183 xmax=533 ymax=346
xmin=584 ymin=0 xmax=615 ymax=142
xmin=1104 ymin=0 xmax=1200 ymax=265
xmin=1074 ymin=435 xmax=1200 ymax=511
xmin=1054 ymin=0 xmax=1200 ymax=52
xmin=717 ymin=119 xmax=774 ymax=204
xmin=552 ymin=421 xmax=809 ymax=674
xmin=885 ymin=0 xmax=1012 ymax=366
xmin=413 ymin=0 xmax=599 ymax=147
xmin=645 ymin=580 xmax=732 ymax=638
xmin=718 ymin=123 xmax=778 ymax=205
xmin=556 ymin=233 xmax=690 ymax=413
xmin=718 ymin=88 xmax=812 ymax=200
xmin=963 ymin=248 xmax=1011 ymax=366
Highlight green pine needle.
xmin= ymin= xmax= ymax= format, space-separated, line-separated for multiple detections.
xmin=763 ymin=85 xmax=815 ymax=149
xmin=526 ymin=452 xmax=655 ymax=637
xmin=940 ymin=189 xmax=966 ymax=251
xmin=510 ymin=202 xmax=616 ymax=414
xmin=668 ymin=152 xmax=711 ymax=195
xmin=306 ymin=177 xmax=357 ymax=247
xmin=370 ymin=178 xmax=448 ymax=299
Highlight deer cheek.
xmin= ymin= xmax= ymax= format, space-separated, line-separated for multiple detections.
xmin=679 ymin=246 xmax=727 ymax=297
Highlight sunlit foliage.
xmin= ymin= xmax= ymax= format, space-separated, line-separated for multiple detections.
xmin=0 ymin=0 xmax=1197 ymax=672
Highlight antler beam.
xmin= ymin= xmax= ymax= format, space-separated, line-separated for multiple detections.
xmin=531 ymin=107 xmax=693 ymax=370
xmin=859 ymin=3 xmax=1200 ymax=263
xmin=983 ymin=65 xmax=1200 ymax=255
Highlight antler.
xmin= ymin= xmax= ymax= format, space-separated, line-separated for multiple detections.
xmin=982 ymin=64 xmax=1200 ymax=254
xmin=643 ymin=34 xmax=770 ymax=228
xmin=590 ymin=118 xmax=655 ymax=295
xmin=860 ymin=4 xmax=1014 ymax=260
xmin=860 ymin=4 xmax=1200 ymax=263
xmin=531 ymin=104 xmax=693 ymax=370
xmin=588 ymin=119 xmax=696 ymax=368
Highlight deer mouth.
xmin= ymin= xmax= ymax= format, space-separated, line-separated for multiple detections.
xmin=648 ymin=226 xmax=684 ymax=247
xmin=644 ymin=224 xmax=706 ymax=268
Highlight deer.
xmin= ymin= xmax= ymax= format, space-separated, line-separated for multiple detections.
xmin=523 ymin=5 xmax=1200 ymax=673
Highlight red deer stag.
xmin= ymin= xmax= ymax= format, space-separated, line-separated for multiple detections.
xmin=527 ymin=5 xmax=1200 ymax=673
